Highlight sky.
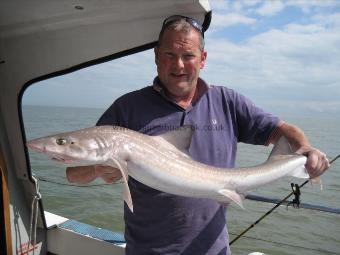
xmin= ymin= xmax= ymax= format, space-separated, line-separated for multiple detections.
xmin=23 ymin=0 xmax=340 ymax=116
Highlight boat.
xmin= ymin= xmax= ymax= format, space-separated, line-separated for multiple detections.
xmin=2 ymin=1 xmax=340 ymax=254
xmin=0 ymin=1 xmax=211 ymax=254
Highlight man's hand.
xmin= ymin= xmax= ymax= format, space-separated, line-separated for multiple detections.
xmin=66 ymin=165 xmax=122 ymax=184
xmin=296 ymin=146 xmax=330 ymax=178
xmin=94 ymin=165 xmax=122 ymax=183
xmin=275 ymin=122 xmax=330 ymax=179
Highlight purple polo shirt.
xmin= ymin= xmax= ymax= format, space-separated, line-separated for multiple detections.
xmin=97 ymin=77 xmax=280 ymax=255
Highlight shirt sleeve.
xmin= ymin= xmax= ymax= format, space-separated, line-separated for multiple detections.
xmin=228 ymin=89 xmax=281 ymax=145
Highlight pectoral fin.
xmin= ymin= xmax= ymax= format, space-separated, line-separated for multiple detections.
xmin=219 ymin=189 xmax=244 ymax=209
xmin=109 ymin=158 xmax=134 ymax=213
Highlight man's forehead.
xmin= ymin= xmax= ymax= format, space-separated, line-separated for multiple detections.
xmin=159 ymin=30 xmax=201 ymax=50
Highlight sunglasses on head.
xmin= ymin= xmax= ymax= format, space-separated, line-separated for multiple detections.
xmin=162 ymin=15 xmax=204 ymax=38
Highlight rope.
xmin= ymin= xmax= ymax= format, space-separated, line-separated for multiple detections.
xmin=28 ymin=175 xmax=41 ymax=255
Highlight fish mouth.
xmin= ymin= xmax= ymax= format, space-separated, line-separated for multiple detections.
xmin=51 ymin=155 xmax=73 ymax=164
xmin=27 ymin=143 xmax=75 ymax=164
xmin=48 ymin=153 xmax=77 ymax=164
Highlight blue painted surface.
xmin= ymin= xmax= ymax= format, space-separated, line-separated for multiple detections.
xmin=59 ymin=220 xmax=126 ymax=244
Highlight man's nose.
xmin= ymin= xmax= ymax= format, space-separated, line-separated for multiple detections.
xmin=174 ymin=56 xmax=184 ymax=69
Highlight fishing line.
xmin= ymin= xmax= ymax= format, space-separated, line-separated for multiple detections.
xmin=34 ymin=175 xmax=123 ymax=187
xmin=229 ymin=154 xmax=340 ymax=246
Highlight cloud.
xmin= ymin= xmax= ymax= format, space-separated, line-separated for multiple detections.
xmin=210 ymin=13 xmax=257 ymax=31
xmin=24 ymin=0 xmax=340 ymax=115
xmin=211 ymin=0 xmax=262 ymax=12
xmin=238 ymin=0 xmax=262 ymax=8
xmin=202 ymin=10 xmax=340 ymax=114
xmin=255 ymin=0 xmax=285 ymax=16
xmin=286 ymin=0 xmax=340 ymax=13
xmin=253 ymin=0 xmax=340 ymax=16
xmin=312 ymin=12 xmax=340 ymax=29
xmin=211 ymin=0 xmax=340 ymax=17
xmin=24 ymin=50 xmax=157 ymax=109
xmin=209 ymin=0 xmax=230 ymax=12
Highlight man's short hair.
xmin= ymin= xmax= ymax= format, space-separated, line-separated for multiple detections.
xmin=157 ymin=17 xmax=205 ymax=51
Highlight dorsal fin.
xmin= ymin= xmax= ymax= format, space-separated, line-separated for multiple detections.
xmin=152 ymin=125 xmax=193 ymax=155
xmin=268 ymin=136 xmax=294 ymax=160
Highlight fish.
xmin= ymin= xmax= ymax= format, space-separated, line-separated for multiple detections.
xmin=26 ymin=125 xmax=310 ymax=212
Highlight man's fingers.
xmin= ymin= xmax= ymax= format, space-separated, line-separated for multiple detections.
xmin=305 ymin=152 xmax=316 ymax=169
xmin=94 ymin=164 xmax=123 ymax=183
xmin=101 ymin=173 xmax=122 ymax=183
xmin=307 ymin=152 xmax=329 ymax=178
xmin=95 ymin=165 xmax=122 ymax=176
xmin=296 ymin=146 xmax=329 ymax=178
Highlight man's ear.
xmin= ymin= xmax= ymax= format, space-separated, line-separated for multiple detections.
xmin=200 ymin=51 xmax=207 ymax=69
xmin=154 ymin=46 xmax=159 ymax=65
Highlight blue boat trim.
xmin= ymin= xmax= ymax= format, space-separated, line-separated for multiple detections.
xmin=59 ymin=219 xmax=126 ymax=244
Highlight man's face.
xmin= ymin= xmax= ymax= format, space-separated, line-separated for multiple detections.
xmin=154 ymin=29 xmax=207 ymax=98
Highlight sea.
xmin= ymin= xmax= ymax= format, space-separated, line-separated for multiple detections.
xmin=22 ymin=105 xmax=340 ymax=255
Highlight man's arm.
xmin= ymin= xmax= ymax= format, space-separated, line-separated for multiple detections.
xmin=66 ymin=165 xmax=122 ymax=184
xmin=272 ymin=122 xmax=330 ymax=178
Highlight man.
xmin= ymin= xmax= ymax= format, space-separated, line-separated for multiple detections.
xmin=66 ymin=16 xmax=329 ymax=254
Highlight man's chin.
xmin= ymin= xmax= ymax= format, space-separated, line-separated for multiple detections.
xmin=167 ymin=84 xmax=196 ymax=96
xmin=168 ymin=78 xmax=192 ymax=88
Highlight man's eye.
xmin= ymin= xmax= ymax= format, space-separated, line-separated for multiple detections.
xmin=165 ymin=52 xmax=174 ymax=57
xmin=184 ymin=54 xmax=194 ymax=60
xmin=56 ymin=138 xmax=67 ymax=145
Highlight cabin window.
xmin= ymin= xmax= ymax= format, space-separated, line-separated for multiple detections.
xmin=22 ymin=49 xmax=156 ymax=232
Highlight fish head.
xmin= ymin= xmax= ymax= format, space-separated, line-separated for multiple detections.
xmin=27 ymin=127 xmax=111 ymax=165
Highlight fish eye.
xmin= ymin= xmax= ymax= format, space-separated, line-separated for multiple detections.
xmin=56 ymin=138 xmax=67 ymax=145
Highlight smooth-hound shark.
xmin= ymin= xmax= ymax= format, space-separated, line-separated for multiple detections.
xmin=27 ymin=126 xmax=310 ymax=212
